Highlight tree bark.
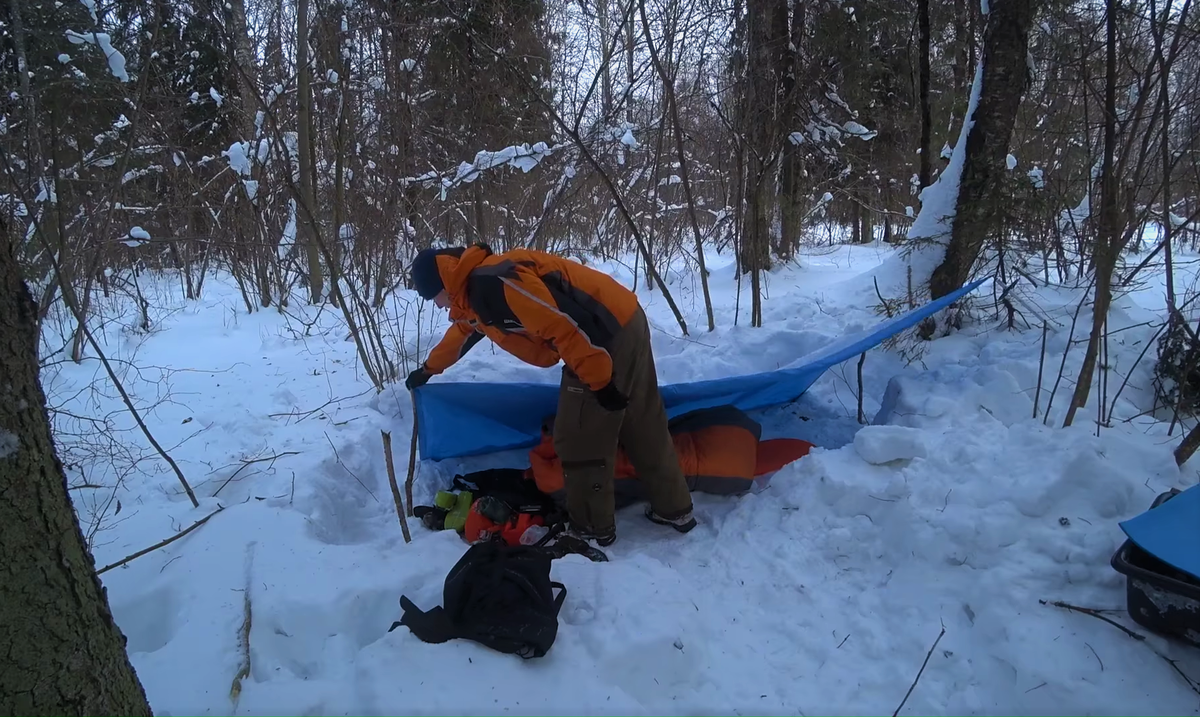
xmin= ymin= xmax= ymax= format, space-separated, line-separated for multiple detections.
xmin=0 ymin=225 xmax=153 ymax=715
xmin=637 ymin=0 xmax=715 ymax=331
xmin=918 ymin=0 xmax=933 ymax=190
xmin=296 ymin=0 xmax=324 ymax=303
xmin=928 ymin=0 xmax=1036 ymax=300
xmin=1063 ymin=0 xmax=1120 ymax=428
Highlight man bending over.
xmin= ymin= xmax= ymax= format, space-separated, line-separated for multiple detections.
xmin=405 ymin=243 xmax=697 ymax=546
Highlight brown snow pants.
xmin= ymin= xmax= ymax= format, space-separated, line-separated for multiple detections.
xmin=553 ymin=305 xmax=693 ymax=535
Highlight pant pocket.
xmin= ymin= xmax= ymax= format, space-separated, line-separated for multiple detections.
xmin=561 ymin=458 xmax=615 ymax=531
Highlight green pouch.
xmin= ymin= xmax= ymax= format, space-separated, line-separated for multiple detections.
xmin=443 ymin=490 xmax=473 ymax=532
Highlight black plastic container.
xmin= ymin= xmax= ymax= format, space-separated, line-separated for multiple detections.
xmin=1110 ymin=488 xmax=1200 ymax=648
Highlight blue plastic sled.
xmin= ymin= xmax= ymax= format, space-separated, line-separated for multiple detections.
xmin=1119 ymin=483 xmax=1200 ymax=582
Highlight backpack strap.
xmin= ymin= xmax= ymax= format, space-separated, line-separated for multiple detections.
xmin=549 ymin=581 xmax=567 ymax=617
xmin=391 ymin=595 xmax=456 ymax=644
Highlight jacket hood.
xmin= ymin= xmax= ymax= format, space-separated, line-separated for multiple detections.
xmin=437 ymin=244 xmax=492 ymax=309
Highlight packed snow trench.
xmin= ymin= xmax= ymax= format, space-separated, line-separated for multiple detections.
xmin=48 ymin=243 xmax=1200 ymax=716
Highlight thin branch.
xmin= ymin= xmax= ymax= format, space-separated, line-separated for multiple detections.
xmin=96 ymin=506 xmax=224 ymax=574
xmin=0 ymin=151 xmax=200 ymax=508
xmin=381 ymin=430 xmax=412 ymax=543
xmin=893 ymin=621 xmax=947 ymax=717
xmin=405 ymin=391 xmax=419 ymax=518
xmin=212 ymin=451 xmax=302 ymax=497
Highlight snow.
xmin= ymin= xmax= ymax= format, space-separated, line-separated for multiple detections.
xmin=1006 ymin=153 xmax=1018 ymax=170
xmin=209 ymin=87 xmax=223 ymax=107
xmin=1028 ymin=166 xmax=1045 ymax=189
xmin=843 ymin=121 xmax=878 ymax=140
xmin=79 ymin=0 xmax=99 ymax=23
xmin=400 ymin=58 xmax=417 ymax=72
xmin=326 ymin=69 xmax=339 ymax=84
xmin=223 ymin=140 xmax=261 ymax=177
xmin=44 ymin=243 xmax=1200 ymax=716
xmin=853 ymin=425 xmax=927 ymax=464
xmin=123 ymin=227 xmax=149 ymax=247
xmin=58 ymin=53 xmax=72 ymax=63
xmin=0 ymin=429 xmax=16 ymax=459
xmin=64 ymin=30 xmax=129 ymax=82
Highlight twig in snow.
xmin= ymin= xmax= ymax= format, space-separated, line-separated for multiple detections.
xmin=405 ymin=391 xmax=419 ymax=518
xmin=1039 ymin=600 xmax=1145 ymax=641
xmin=1025 ymin=682 xmax=1048 ymax=693
xmin=323 ymin=432 xmax=378 ymax=502
xmin=892 ymin=621 xmax=946 ymax=717
xmin=230 ymin=543 xmax=254 ymax=706
xmin=1041 ymin=599 xmax=1200 ymax=697
xmin=837 ymin=634 xmax=850 ymax=649
xmin=1034 ymin=320 xmax=1049 ymax=419
xmin=857 ymin=353 xmax=867 ymax=424
xmin=1044 ymin=281 xmax=1093 ymax=426
xmin=381 ymin=430 xmax=412 ymax=544
xmin=266 ymin=387 xmax=374 ymax=423
xmin=96 ymin=505 xmax=224 ymax=574
xmin=212 ymin=450 xmax=301 ymax=497
xmin=1085 ymin=642 xmax=1104 ymax=671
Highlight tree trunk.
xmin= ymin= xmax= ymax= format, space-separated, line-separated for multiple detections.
xmin=918 ymin=0 xmax=933 ymax=190
xmin=637 ymin=0 xmax=715 ymax=331
xmin=0 ymin=226 xmax=153 ymax=715
xmin=928 ymin=0 xmax=1036 ymax=299
xmin=1063 ymin=0 xmax=1120 ymax=428
xmin=297 ymin=0 xmax=324 ymax=303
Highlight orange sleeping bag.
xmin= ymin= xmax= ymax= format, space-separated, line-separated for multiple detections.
xmin=526 ymin=404 xmax=813 ymax=504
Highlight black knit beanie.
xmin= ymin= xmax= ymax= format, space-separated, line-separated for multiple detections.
xmin=410 ymin=247 xmax=463 ymax=300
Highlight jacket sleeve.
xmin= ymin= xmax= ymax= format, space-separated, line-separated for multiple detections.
xmin=498 ymin=275 xmax=614 ymax=391
xmin=424 ymin=321 xmax=484 ymax=375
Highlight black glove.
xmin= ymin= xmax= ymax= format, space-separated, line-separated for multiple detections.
xmin=593 ymin=381 xmax=628 ymax=411
xmin=406 ymin=366 xmax=432 ymax=391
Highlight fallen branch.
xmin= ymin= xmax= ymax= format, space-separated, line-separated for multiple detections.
xmin=1040 ymin=599 xmax=1200 ymax=697
xmin=381 ymin=430 xmax=412 ymax=544
xmin=857 ymin=352 xmax=867 ymax=424
xmin=1034 ymin=320 xmax=1048 ymax=419
xmin=405 ymin=392 xmax=419 ymax=518
xmin=230 ymin=543 xmax=254 ymax=706
xmin=212 ymin=450 xmax=302 ymax=497
xmin=324 ymin=432 xmax=378 ymax=501
xmin=1039 ymin=600 xmax=1144 ymax=641
xmin=893 ymin=621 xmax=946 ymax=716
xmin=96 ymin=505 xmax=224 ymax=574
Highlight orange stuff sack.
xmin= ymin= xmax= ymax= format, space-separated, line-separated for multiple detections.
xmin=526 ymin=405 xmax=813 ymax=506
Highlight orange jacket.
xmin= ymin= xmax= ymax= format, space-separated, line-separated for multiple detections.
xmin=422 ymin=245 xmax=640 ymax=391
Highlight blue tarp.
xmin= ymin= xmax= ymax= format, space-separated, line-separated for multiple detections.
xmin=414 ymin=278 xmax=988 ymax=461
xmin=1119 ymin=483 xmax=1200 ymax=581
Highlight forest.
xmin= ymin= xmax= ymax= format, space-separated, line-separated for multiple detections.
xmin=2 ymin=0 xmax=1200 ymax=713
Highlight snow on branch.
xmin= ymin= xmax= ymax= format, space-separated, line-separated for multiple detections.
xmin=64 ymin=30 xmax=129 ymax=82
xmin=401 ymin=142 xmax=566 ymax=200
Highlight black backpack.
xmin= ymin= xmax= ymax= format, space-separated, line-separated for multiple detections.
xmin=390 ymin=541 xmax=567 ymax=659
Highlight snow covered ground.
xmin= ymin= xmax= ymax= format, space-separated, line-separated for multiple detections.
xmin=45 ymin=242 xmax=1200 ymax=715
